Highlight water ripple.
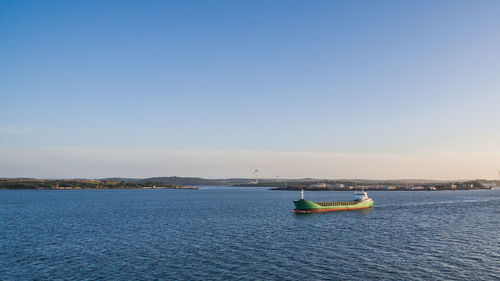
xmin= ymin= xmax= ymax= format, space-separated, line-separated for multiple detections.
xmin=0 ymin=189 xmax=499 ymax=280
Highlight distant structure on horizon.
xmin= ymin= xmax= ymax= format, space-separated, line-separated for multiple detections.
xmin=252 ymin=169 xmax=259 ymax=184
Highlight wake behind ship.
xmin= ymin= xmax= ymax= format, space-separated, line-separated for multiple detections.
xmin=293 ymin=189 xmax=374 ymax=213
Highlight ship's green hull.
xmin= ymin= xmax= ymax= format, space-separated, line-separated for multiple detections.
xmin=293 ymin=199 xmax=374 ymax=213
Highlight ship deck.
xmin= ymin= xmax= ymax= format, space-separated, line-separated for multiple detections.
xmin=315 ymin=201 xmax=359 ymax=206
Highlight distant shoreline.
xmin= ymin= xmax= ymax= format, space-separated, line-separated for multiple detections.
xmin=0 ymin=186 xmax=199 ymax=190
xmin=269 ymin=187 xmax=492 ymax=191
xmin=0 ymin=179 xmax=199 ymax=190
xmin=1 ymin=177 xmax=497 ymax=191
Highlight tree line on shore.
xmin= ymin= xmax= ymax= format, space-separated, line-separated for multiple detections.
xmin=0 ymin=179 xmax=176 ymax=189
xmin=1 ymin=177 xmax=494 ymax=190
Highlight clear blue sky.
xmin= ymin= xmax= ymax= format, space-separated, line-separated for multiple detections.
xmin=1 ymin=0 xmax=500 ymax=179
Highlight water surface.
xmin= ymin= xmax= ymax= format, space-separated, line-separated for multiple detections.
xmin=1 ymin=188 xmax=499 ymax=280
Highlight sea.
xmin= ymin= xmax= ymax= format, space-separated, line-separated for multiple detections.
xmin=1 ymin=187 xmax=499 ymax=280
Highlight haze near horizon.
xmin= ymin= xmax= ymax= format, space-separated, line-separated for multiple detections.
xmin=1 ymin=0 xmax=500 ymax=180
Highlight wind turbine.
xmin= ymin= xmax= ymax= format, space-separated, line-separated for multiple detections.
xmin=497 ymin=169 xmax=500 ymax=181
xmin=253 ymin=169 xmax=259 ymax=184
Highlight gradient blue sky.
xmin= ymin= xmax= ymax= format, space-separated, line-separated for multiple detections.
xmin=1 ymin=0 xmax=500 ymax=179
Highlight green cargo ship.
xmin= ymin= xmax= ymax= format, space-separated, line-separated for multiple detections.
xmin=293 ymin=189 xmax=374 ymax=213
